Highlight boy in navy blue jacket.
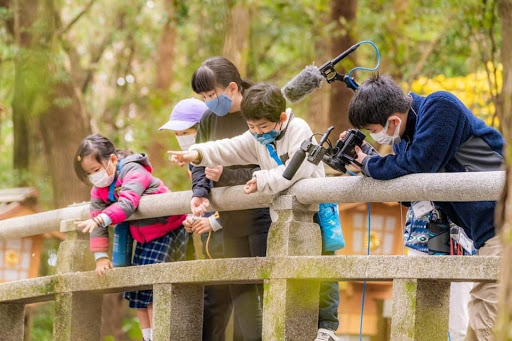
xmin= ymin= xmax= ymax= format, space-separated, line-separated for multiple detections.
xmin=344 ymin=74 xmax=503 ymax=341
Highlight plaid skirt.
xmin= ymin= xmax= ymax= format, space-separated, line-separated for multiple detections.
xmin=124 ymin=226 xmax=188 ymax=308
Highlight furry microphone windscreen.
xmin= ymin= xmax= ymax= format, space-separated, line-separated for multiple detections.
xmin=281 ymin=65 xmax=324 ymax=103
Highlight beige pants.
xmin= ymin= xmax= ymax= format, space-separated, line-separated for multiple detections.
xmin=466 ymin=235 xmax=502 ymax=341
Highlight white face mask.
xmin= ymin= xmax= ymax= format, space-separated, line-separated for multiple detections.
xmin=88 ymin=160 xmax=115 ymax=188
xmin=370 ymin=117 xmax=402 ymax=145
xmin=176 ymin=134 xmax=196 ymax=151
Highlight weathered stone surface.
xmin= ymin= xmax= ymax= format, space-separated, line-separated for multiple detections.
xmin=262 ymin=279 xmax=319 ymax=341
xmin=0 ymin=303 xmax=24 ymax=341
xmin=289 ymin=171 xmax=505 ymax=204
xmin=53 ymin=292 xmax=102 ymax=341
xmin=0 ymin=256 xmax=499 ymax=304
xmin=0 ymin=172 xmax=504 ymax=340
xmin=263 ymin=196 xmax=322 ymax=340
xmin=267 ymin=195 xmax=321 ymax=257
xmin=153 ymin=284 xmax=203 ymax=341
xmin=0 ymin=172 xmax=504 ymax=240
xmin=391 ymin=279 xmax=418 ymax=340
xmin=273 ymin=255 xmax=501 ymax=282
xmin=390 ymin=279 xmax=450 ymax=341
xmin=56 ymin=220 xmax=95 ymax=274
xmin=0 ymin=202 xmax=89 ymax=240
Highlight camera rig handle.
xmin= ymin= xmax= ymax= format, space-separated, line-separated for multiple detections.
xmin=318 ymin=64 xmax=359 ymax=91
xmin=318 ymin=40 xmax=380 ymax=91
xmin=318 ymin=42 xmax=361 ymax=91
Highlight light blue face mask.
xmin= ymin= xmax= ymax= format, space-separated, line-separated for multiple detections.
xmin=205 ymin=93 xmax=232 ymax=116
xmin=252 ymin=124 xmax=281 ymax=145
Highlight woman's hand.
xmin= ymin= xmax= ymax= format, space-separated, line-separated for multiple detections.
xmin=191 ymin=197 xmax=209 ymax=216
xmin=75 ymin=219 xmax=99 ymax=233
xmin=244 ymin=177 xmax=258 ymax=194
xmin=95 ymin=258 xmax=113 ymax=277
xmin=205 ymin=165 xmax=223 ymax=182
xmin=191 ymin=218 xmax=213 ymax=235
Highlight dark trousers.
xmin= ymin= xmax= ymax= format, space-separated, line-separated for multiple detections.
xmin=223 ymin=231 xmax=268 ymax=341
xmin=200 ymin=231 xmax=243 ymax=341
xmin=318 ymin=250 xmax=340 ymax=331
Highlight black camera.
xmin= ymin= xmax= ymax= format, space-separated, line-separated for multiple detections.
xmin=282 ymin=126 xmax=366 ymax=180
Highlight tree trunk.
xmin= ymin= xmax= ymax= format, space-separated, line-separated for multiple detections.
xmin=38 ymin=81 xmax=92 ymax=207
xmin=155 ymin=0 xmax=177 ymax=91
xmin=100 ymin=293 xmax=131 ymax=341
xmin=495 ymin=0 xmax=512 ymax=339
xmin=308 ymin=8 xmax=331 ymax=134
xmin=147 ymin=0 xmax=177 ymax=171
xmin=12 ymin=0 xmax=91 ymax=208
xmin=328 ymin=0 xmax=357 ymax=138
xmin=496 ymin=0 xmax=512 ymax=143
xmin=11 ymin=0 xmax=39 ymax=182
xmin=222 ymin=0 xmax=251 ymax=77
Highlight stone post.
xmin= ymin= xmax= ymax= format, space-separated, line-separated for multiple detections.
xmin=263 ymin=195 xmax=322 ymax=341
xmin=53 ymin=219 xmax=102 ymax=341
xmin=56 ymin=219 xmax=95 ymax=274
xmin=152 ymin=283 xmax=204 ymax=341
xmin=390 ymin=279 xmax=450 ymax=341
xmin=0 ymin=303 xmax=25 ymax=341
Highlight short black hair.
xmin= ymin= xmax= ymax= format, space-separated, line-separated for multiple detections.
xmin=348 ymin=74 xmax=412 ymax=128
xmin=241 ymin=82 xmax=286 ymax=122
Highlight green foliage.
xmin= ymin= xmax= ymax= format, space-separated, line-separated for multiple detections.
xmin=0 ymin=0 xmax=507 ymax=339
xmin=30 ymin=302 xmax=55 ymax=341
xmin=0 ymin=0 xmax=504 ymax=204
xmin=122 ymin=316 xmax=143 ymax=340
xmin=356 ymin=0 xmax=501 ymax=81
xmin=0 ymin=0 xmax=504 ymax=201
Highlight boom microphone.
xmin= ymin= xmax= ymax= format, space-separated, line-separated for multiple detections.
xmin=281 ymin=42 xmax=367 ymax=103
xmin=281 ymin=65 xmax=324 ymax=103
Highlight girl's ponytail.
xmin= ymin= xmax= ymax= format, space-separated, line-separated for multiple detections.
xmin=192 ymin=56 xmax=248 ymax=94
xmin=115 ymin=148 xmax=133 ymax=159
xmin=240 ymin=78 xmax=254 ymax=94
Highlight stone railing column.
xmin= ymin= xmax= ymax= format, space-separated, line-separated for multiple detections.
xmin=263 ymin=195 xmax=322 ymax=341
xmin=0 ymin=303 xmax=25 ymax=341
xmin=390 ymin=279 xmax=450 ymax=340
xmin=53 ymin=219 xmax=102 ymax=341
xmin=152 ymin=283 xmax=204 ymax=341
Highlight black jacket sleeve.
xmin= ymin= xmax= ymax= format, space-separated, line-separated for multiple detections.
xmin=218 ymin=166 xmax=259 ymax=186
xmin=192 ymin=114 xmax=212 ymax=198
xmin=191 ymin=165 xmax=211 ymax=198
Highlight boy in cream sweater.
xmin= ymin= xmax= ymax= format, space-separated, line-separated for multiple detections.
xmin=168 ymin=83 xmax=324 ymax=195
xmin=169 ymin=82 xmax=341 ymax=341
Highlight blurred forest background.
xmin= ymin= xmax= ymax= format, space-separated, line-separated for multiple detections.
xmin=0 ymin=0 xmax=511 ymax=340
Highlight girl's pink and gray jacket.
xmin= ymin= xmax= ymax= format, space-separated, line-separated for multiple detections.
xmin=89 ymin=153 xmax=186 ymax=254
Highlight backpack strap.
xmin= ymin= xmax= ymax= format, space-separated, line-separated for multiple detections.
xmin=266 ymin=144 xmax=284 ymax=166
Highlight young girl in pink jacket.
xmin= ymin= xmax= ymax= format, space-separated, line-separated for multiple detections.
xmin=74 ymin=134 xmax=187 ymax=341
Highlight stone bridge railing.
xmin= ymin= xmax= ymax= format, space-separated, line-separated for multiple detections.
xmin=0 ymin=171 xmax=505 ymax=341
